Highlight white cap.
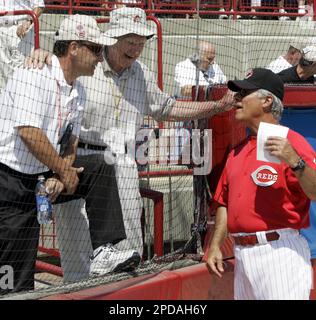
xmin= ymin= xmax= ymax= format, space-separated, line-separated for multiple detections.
xmin=289 ymin=40 xmax=305 ymax=51
xmin=302 ymin=45 xmax=316 ymax=61
xmin=104 ymin=7 xmax=155 ymax=39
xmin=55 ymin=15 xmax=117 ymax=46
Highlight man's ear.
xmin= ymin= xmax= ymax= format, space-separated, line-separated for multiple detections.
xmin=262 ymin=95 xmax=273 ymax=113
xmin=69 ymin=41 xmax=79 ymax=56
xmin=190 ymin=53 xmax=200 ymax=64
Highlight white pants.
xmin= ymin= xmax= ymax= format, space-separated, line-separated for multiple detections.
xmin=234 ymin=229 xmax=312 ymax=300
xmin=54 ymin=149 xmax=143 ymax=283
xmin=0 ymin=25 xmax=34 ymax=90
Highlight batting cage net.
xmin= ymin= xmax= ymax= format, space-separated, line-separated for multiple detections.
xmin=0 ymin=1 xmax=315 ymax=299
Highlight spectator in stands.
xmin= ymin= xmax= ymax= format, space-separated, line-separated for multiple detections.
xmin=249 ymin=0 xmax=308 ymax=21
xmin=0 ymin=15 xmax=140 ymax=295
xmin=278 ymin=45 xmax=316 ymax=83
xmin=218 ymin=0 xmax=241 ymax=19
xmin=249 ymin=0 xmax=261 ymax=19
xmin=173 ymin=40 xmax=226 ymax=160
xmin=29 ymin=7 xmax=235 ymax=282
xmin=218 ymin=0 xmax=264 ymax=20
xmin=174 ymin=41 xmax=226 ymax=99
xmin=296 ymin=0 xmax=308 ymax=21
xmin=219 ymin=0 xmax=307 ymax=20
xmin=277 ymin=0 xmax=308 ymax=21
xmin=0 ymin=0 xmax=45 ymax=90
xmin=101 ymin=0 xmax=141 ymax=16
xmin=266 ymin=43 xmax=302 ymax=73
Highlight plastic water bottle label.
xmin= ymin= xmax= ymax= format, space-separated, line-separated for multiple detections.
xmin=36 ymin=194 xmax=52 ymax=224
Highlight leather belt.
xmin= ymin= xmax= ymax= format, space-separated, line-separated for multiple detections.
xmin=78 ymin=142 xmax=107 ymax=151
xmin=232 ymin=231 xmax=280 ymax=246
xmin=78 ymin=142 xmax=128 ymax=154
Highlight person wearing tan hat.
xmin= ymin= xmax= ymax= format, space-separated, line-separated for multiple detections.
xmin=27 ymin=7 xmax=235 ymax=282
xmin=278 ymin=45 xmax=316 ymax=83
xmin=0 ymin=15 xmax=143 ymax=295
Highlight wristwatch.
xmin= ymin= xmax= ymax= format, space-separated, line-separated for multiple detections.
xmin=291 ymin=157 xmax=306 ymax=171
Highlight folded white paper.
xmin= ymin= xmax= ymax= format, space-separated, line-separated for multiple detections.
xmin=257 ymin=122 xmax=289 ymax=163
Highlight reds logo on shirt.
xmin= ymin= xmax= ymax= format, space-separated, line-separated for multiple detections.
xmin=251 ymin=165 xmax=278 ymax=187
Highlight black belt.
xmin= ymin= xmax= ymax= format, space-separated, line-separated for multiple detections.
xmin=78 ymin=142 xmax=108 ymax=151
xmin=78 ymin=141 xmax=129 ymax=154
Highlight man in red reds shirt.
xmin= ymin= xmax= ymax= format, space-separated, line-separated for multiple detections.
xmin=206 ymin=68 xmax=316 ymax=300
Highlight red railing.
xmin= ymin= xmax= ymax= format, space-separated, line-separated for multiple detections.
xmin=44 ymin=0 xmax=316 ymax=20
xmin=0 ymin=10 xmax=40 ymax=48
xmin=140 ymin=188 xmax=164 ymax=257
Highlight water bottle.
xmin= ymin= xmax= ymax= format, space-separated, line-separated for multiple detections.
xmin=35 ymin=175 xmax=53 ymax=224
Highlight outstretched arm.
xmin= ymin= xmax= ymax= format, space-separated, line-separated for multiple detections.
xmin=166 ymin=90 xmax=235 ymax=121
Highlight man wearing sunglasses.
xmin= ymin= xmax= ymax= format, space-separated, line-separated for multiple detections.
xmin=207 ymin=68 xmax=316 ymax=299
xmin=277 ymin=45 xmax=316 ymax=83
xmin=0 ymin=15 xmax=141 ymax=295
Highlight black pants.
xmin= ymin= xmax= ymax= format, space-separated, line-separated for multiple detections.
xmin=0 ymin=154 xmax=125 ymax=295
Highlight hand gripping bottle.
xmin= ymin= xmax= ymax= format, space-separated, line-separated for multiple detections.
xmin=35 ymin=175 xmax=53 ymax=224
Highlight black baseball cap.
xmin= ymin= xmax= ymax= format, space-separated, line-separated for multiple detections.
xmin=227 ymin=68 xmax=284 ymax=101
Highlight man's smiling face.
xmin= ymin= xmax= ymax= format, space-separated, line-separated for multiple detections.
xmin=110 ymin=34 xmax=147 ymax=72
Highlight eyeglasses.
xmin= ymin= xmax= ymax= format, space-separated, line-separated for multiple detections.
xmin=235 ymin=89 xmax=258 ymax=100
xmin=79 ymin=42 xmax=104 ymax=56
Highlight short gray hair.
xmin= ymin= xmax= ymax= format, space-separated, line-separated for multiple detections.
xmin=256 ymin=89 xmax=284 ymax=121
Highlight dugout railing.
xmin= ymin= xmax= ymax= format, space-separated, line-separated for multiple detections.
xmin=0 ymin=10 xmax=40 ymax=48
xmin=44 ymin=0 xmax=316 ymax=20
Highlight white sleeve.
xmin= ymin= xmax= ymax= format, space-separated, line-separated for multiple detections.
xmin=31 ymin=0 xmax=45 ymax=8
xmin=174 ymin=61 xmax=193 ymax=88
xmin=8 ymin=68 xmax=48 ymax=129
xmin=145 ymin=71 xmax=176 ymax=122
